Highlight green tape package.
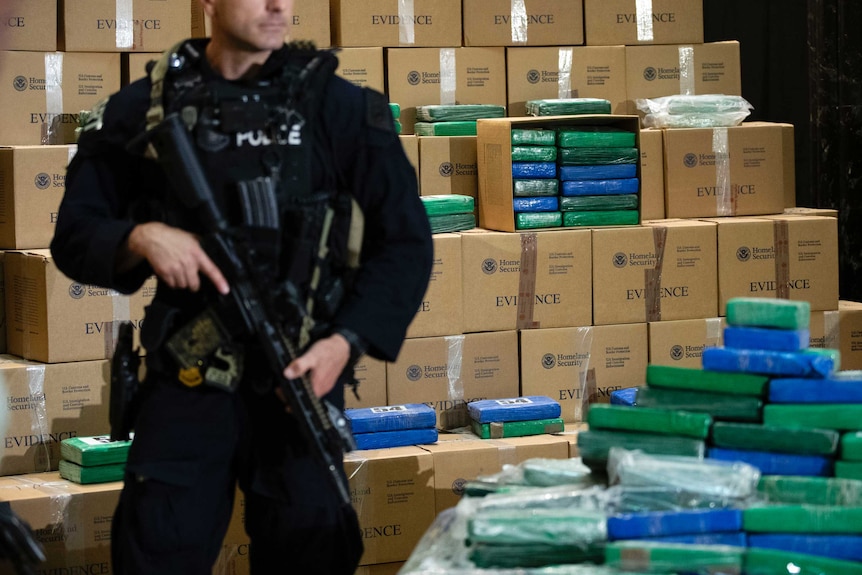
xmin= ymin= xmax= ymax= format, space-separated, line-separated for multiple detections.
xmin=60 ymin=435 xmax=132 ymax=466
xmin=712 ymin=422 xmax=839 ymax=455
xmin=513 ymin=178 xmax=559 ymax=197
xmin=744 ymin=504 xmax=862 ymax=533
xmin=636 ymin=386 xmax=763 ymax=422
xmin=559 ymin=194 xmax=638 ymax=211
xmin=467 ymin=507 xmax=607 ymax=546
xmin=525 ymin=98 xmax=612 ymax=117
xmin=515 ymin=211 xmax=562 ymax=229
xmin=842 ymin=431 xmax=862 ymax=460
xmin=745 ymin=547 xmax=862 ymax=575
xmin=604 ymin=541 xmax=744 ymax=574
xmin=758 ymin=475 xmax=862 ymax=506
xmin=511 ymin=145 xmax=558 ymax=162
xmin=59 ymin=459 xmax=125 ymax=484
xmin=557 ymin=127 xmax=636 ymax=148
xmin=414 ymin=121 xmax=477 ymax=136
xmin=558 ymin=147 xmax=639 ymax=165
xmin=836 ymin=460 xmax=862 ymax=480
xmin=562 ymin=210 xmax=639 ymax=227
xmin=389 ymin=102 xmax=401 ymax=119
xmin=511 ymin=128 xmax=557 ymax=146
xmin=520 ymin=458 xmax=596 ymax=488
xmin=764 ymin=404 xmax=862 ymax=431
xmin=415 ymin=104 xmax=505 ymax=122
xmin=469 ymin=542 xmax=603 ymax=569
xmin=725 ymin=297 xmax=811 ymax=330
xmin=646 ymin=364 xmax=769 ymax=396
xmin=421 ymin=194 xmax=474 ymax=216
xmin=427 ymin=213 xmax=475 ymax=234
xmin=394 ymin=119 xmax=402 ymax=134
xmin=587 ymin=404 xmax=712 ymax=439
xmin=471 ymin=417 xmax=564 ymax=439
xmin=577 ymin=429 xmax=706 ymax=469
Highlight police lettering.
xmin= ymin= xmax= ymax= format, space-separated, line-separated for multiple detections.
xmin=6 ymin=17 xmax=25 ymax=27
xmin=370 ymin=15 xmax=432 ymax=25
xmin=95 ymin=19 xmax=161 ymax=30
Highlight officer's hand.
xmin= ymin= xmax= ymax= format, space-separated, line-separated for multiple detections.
xmin=126 ymin=222 xmax=229 ymax=295
xmin=282 ymin=333 xmax=351 ymax=400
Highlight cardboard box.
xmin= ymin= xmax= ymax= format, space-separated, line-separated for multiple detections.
xmin=519 ymin=323 xmax=648 ymax=422
xmin=405 ymin=233 xmax=463 ymax=339
xmin=335 ymin=47 xmax=385 ymax=92
xmin=708 ymin=215 xmax=839 ymax=314
xmin=122 ymin=52 xmax=159 ymax=85
xmin=60 ymin=0 xmax=191 ymax=52
xmin=461 ymin=228 xmax=592 ymax=333
xmin=558 ymin=422 xmax=588 ymax=457
xmin=663 ymin=122 xmax=789 ymax=219
xmin=592 ymin=220 xmax=718 ymax=326
xmin=0 ymin=51 xmax=121 ymax=146
xmin=784 ymin=206 xmax=838 ymax=218
xmin=639 ymin=128 xmax=665 ymax=221
xmin=0 ymin=254 xmax=5 ymax=353
xmin=399 ymin=135 xmax=420 ymax=187
xmin=584 ymin=0 xmax=703 ymax=46
xmin=345 ymin=356 xmax=388 ymax=410
xmin=192 ymin=0 xmax=330 ymax=47
xmin=0 ymin=473 xmax=120 ymax=573
xmin=0 ymin=145 xmax=77 ymax=250
xmin=343 ymin=446 xmax=435 ymax=565
xmin=331 ymin=0 xmax=462 ymax=47
xmin=419 ymin=434 xmax=569 ymax=513
xmin=5 ymin=249 xmax=156 ymax=363
xmin=625 ymin=41 xmax=741 ymax=115
xmin=506 ymin=46 xmax=627 ymax=117
xmin=780 ymin=123 xmax=796 ymax=208
xmin=463 ymin=0 xmax=584 ymax=46
xmin=478 ymin=115 xmax=641 ymax=232
xmin=386 ymin=331 xmax=520 ymax=429
xmin=648 ymin=317 xmax=724 ymax=368
xmin=387 ymin=47 xmax=507 ymax=135
xmin=810 ymin=301 xmax=862 ymax=371
xmin=0 ymin=357 xmax=110 ymax=476
xmin=213 ymin=487 xmax=249 ymax=575
xmin=419 ymin=136 xmax=478 ymax=199
xmin=354 ymin=563 xmax=404 ymax=575
xmin=0 ymin=0 xmax=57 ymax=51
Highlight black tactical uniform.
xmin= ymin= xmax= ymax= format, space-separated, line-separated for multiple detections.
xmin=50 ymin=39 xmax=433 ymax=575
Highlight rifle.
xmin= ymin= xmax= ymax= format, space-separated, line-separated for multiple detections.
xmin=110 ymin=321 xmax=141 ymax=442
xmin=138 ymin=112 xmax=356 ymax=506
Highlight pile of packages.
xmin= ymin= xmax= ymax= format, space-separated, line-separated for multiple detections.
xmin=58 ymin=435 xmax=131 ymax=484
xmin=467 ymin=396 xmax=564 ymax=440
xmin=414 ymin=104 xmax=506 ymax=136
xmin=345 ymin=403 xmax=438 ymax=450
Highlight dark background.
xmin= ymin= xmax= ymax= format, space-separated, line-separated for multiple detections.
xmin=702 ymin=0 xmax=862 ymax=301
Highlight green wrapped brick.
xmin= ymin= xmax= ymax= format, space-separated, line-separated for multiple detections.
xmin=725 ymin=297 xmax=811 ymax=330
xmin=420 ymin=194 xmax=474 ymax=216
xmin=389 ymin=102 xmax=401 ymax=119
xmin=515 ymin=211 xmax=562 ymax=229
xmin=557 ymin=127 xmax=636 ymax=148
xmin=842 ymin=431 xmax=862 ymax=460
xmin=587 ymin=404 xmax=712 ymax=439
xmin=758 ymin=475 xmax=862 ymax=506
xmin=512 ymin=128 xmax=557 ymax=146
xmin=471 ymin=417 xmax=564 ymax=439
xmin=836 ymin=460 xmax=862 ymax=481
xmin=58 ymin=459 xmax=125 ymax=484
xmin=764 ymin=404 xmax=862 ymax=431
xmin=558 ymin=147 xmax=639 ymax=165
xmin=562 ymin=210 xmax=639 ymax=227
xmin=513 ymin=178 xmax=559 ymax=197
xmin=468 ymin=508 xmax=607 ymax=546
xmin=744 ymin=505 xmax=862 ymax=533
xmin=521 ymin=458 xmax=596 ymax=487
xmin=577 ymin=429 xmax=706 ymax=470
xmin=414 ymin=121 xmax=477 ymax=136
xmin=394 ymin=119 xmax=402 ymax=134
xmin=415 ymin=104 xmax=505 ymax=122
xmin=605 ymin=541 xmax=744 ymax=574
xmin=525 ymin=98 xmax=612 ymax=117
xmin=511 ymin=145 xmax=557 ymax=162
xmin=60 ymin=435 xmax=132 ymax=467
xmin=646 ymin=364 xmax=769 ymax=397
xmin=559 ymin=194 xmax=638 ymax=211
xmin=745 ymin=547 xmax=862 ymax=575
xmin=636 ymin=386 xmax=763 ymax=422
xmin=427 ymin=213 xmax=475 ymax=234
xmin=470 ymin=542 xmax=603 ymax=569
xmin=712 ymin=422 xmax=840 ymax=456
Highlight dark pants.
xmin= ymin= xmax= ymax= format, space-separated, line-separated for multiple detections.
xmin=111 ymin=372 xmax=363 ymax=575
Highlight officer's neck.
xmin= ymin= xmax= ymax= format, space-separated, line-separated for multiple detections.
xmin=205 ymin=38 xmax=270 ymax=81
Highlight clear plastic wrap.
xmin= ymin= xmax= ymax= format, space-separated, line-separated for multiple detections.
xmin=467 ymin=507 xmax=607 ymax=546
xmin=635 ymin=94 xmax=753 ymax=128
xmin=604 ymin=540 xmax=745 ymax=574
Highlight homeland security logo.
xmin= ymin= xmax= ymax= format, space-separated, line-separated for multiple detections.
xmin=452 ymin=478 xmax=467 ymax=496
xmin=670 ymin=345 xmax=685 ymax=361
xmin=439 ymin=162 xmax=454 ymax=177
xmin=542 ymin=354 xmax=556 ymax=369
xmin=736 ymin=246 xmax=752 ymax=262
xmin=406 ymin=365 xmax=422 ymax=381
xmin=526 ymin=69 xmax=541 ymax=84
xmin=683 ymin=153 xmax=698 ymax=168
xmin=407 ymin=71 xmax=421 ymax=86
xmin=613 ymin=253 xmax=628 ymax=268
xmin=643 ymin=67 xmax=658 ymax=82
xmin=481 ymin=258 xmax=497 ymax=275
xmin=69 ymin=283 xmax=86 ymax=299
xmin=13 ymin=76 xmax=27 ymax=92
xmin=34 ymin=173 xmax=51 ymax=190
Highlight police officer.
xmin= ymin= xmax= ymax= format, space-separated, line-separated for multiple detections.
xmin=49 ymin=0 xmax=433 ymax=573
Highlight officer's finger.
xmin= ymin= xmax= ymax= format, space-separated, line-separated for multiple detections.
xmin=198 ymin=254 xmax=229 ymax=295
xmin=284 ymin=356 xmax=311 ymax=380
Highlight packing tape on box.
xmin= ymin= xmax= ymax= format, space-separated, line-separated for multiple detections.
xmin=558 ymin=48 xmax=573 ymax=99
xmin=644 ymin=226 xmax=668 ymax=322
xmin=343 ymin=452 xmax=369 ymax=513
xmin=445 ymin=335 xmax=466 ymax=424
xmin=823 ymin=310 xmax=840 ymax=349
xmin=399 ymin=0 xmax=416 ymax=45
xmin=712 ymin=128 xmax=734 ymax=216
xmin=773 ymin=220 xmax=791 ymax=299
xmin=43 ymin=53 xmax=63 ymax=145
xmin=517 ymin=232 xmax=540 ymax=329
xmin=25 ymin=365 xmax=52 ymax=470
xmin=107 ymin=294 xmax=132 ymax=358
xmin=678 ymin=46 xmax=695 ymax=96
xmin=483 ymin=439 xmax=518 ymax=466
xmin=116 ymin=0 xmax=134 ymax=48
xmin=582 ymin=366 xmax=598 ymax=422
xmin=511 ymin=0 xmax=528 ymax=43
xmin=706 ymin=317 xmax=723 ymax=344
xmin=68 ymin=145 xmax=78 ymax=166
xmin=636 ymin=0 xmax=654 ymax=42
xmin=439 ymin=48 xmax=456 ymax=105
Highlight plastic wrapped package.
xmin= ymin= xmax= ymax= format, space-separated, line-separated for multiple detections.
xmin=769 ymin=373 xmax=862 ymax=403
xmin=467 ymin=507 xmax=607 ymax=546
xmin=603 ymin=485 xmax=754 ymax=514
xmin=711 ymin=422 xmax=840 ymax=456
xmin=421 ymin=194 xmax=475 ymax=216
xmin=606 ymin=507 xmax=743 ymax=540
xmin=513 ymin=179 xmax=559 ymax=197
xmin=701 ymin=347 xmax=840 ymax=379
xmin=512 ymin=161 xmax=557 ymax=179
xmin=645 ymin=364 xmax=768 ymax=397
xmin=390 ymin=102 xmax=401 ymax=119
xmin=562 ymin=210 xmax=639 ymax=227
xmin=511 ymin=128 xmax=556 ymax=146
xmin=560 ymin=178 xmax=639 ymax=196
xmin=353 ymin=427 xmax=438 ymax=450
xmin=427 ymin=213 xmax=476 ymax=234
xmin=843 ymin=432 xmax=862 ymax=460
xmin=577 ymin=429 xmax=705 ymax=471
xmin=747 ymin=533 xmax=862 ymax=562
xmin=511 ymin=145 xmax=557 ymax=162
xmin=743 ymin=504 xmax=862 ymax=533
xmin=415 ymin=104 xmax=506 ymax=122
xmin=587 ymin=404 xmax=712 ymax=439
xmin=835 ymin=460 xmax=862 ymax=479
xmin=515 ymin=212 xmax=562 ymax=229
xmin=611 ymin=387 xmax=640 ymax=406
xmin=556 ymin=127 xmax=636 ymax=148
xmin=707 ymin=447 xmax=833 ymax=477
xmin=559 ymin=195 xmax=639 ymax=212
xmin=725 ymin=297 xmax=811 ymax=330
xmin=471 ymin=418 xmax=565 ymax=439
xmin=757 ymin=475 xmax=862 ymax=506
xmin=472 ymin=484 xmax=609 ymax=513
xmin=414 ymin=121 xmax=477 ymax=136
xmin=763 ymin=403 xmax=862 ymax=431
xmin=468 ymin=397 xmax=563 ymax=423
xmin=635 ymin=94 xmax=753 ymax=128
xmin=513 ymin=196 xmax=559 ymax=213
xmin=467 ymin=458 xmax=597 ymax=490
xmin=525 ymin=98 xmax=612 ymax=117
xmin=744 ymin=547 xmax=862 ymax=575
xmin=634 ymin=387 xmax=763 ymax=422
xmin=723 ymin=326 xmax=810 ymax=352
xmin=604 ymin=541 xmax=745 ymax=574
xmin=557 ymin=147 xmax=639 ymax=166
xmin=345 ymin=403 xmax=436 ymax=433
xmin=558 ymin=164 xmax=637 ymax=181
